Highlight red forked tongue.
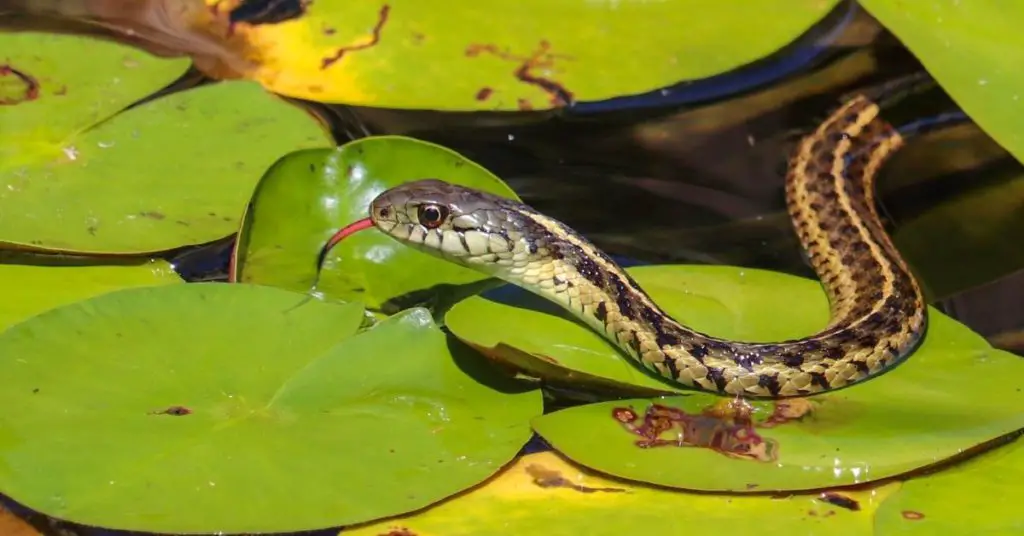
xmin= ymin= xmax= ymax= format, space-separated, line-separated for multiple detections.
xmin=316 ymin=217 xmax=374 ymax=270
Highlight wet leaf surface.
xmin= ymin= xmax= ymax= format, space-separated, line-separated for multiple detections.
xmin=0 ymin=284 xmax=540 ymax=533
xmin=0 ymin=32 xmax=332 ymax=254
xmin=448 ymin=265 xmax=1024 ymax=491
xmin=874 ymin=436 xmax=1024 ymax=535
xmin=344 ymin=449 xmax=902 ymax=536
xmin=232 ymin=137 xmax=518 ymax=310
xmin=859 ymin=0 xmax=1024 ymax=163
xmin=0 ymin=255 xmax=182 ymax=333
xmin=172 ymin=0 xmax=845 ymax=110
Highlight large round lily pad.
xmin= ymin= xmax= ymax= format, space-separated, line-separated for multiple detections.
xmin=232 ymin=137 xmax=518 ymax=310
xmin=0 ymin=283 xmax=541 ymax=533
xmin=447 ymin=264 xmax=1024 ymax=491
xmin=345 ymin=449 xmax=902 ymax=536
xmin=0 ymin=32 xmax=332 ymax=254
xmin=182 ymin=0 xmax=843 ymax=111
xmin=0 ymin=255 xmax=182 ymax=333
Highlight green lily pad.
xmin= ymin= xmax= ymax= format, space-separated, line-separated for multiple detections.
xmin=875 ymin=436 xmax=1024 ymax=535
xmin=446 ymin=265 xmax=831 ymax=395
xmin=448 ymin=264 xmax=1024 ymax=491
xmin=0 ymin=283 xmax=541 ymax=534
xmin=232 ymin=137 xmax=518 ymax=310
xmin=158 ymin=0 xmax=843 ymax=110
xmin=345 ymin=450 xmax=903 ymax=536
xmin=0 ymin=32 xmax=332 ymax=254
xmin=858 ymin=0 xmax=1024 ymax=163
xmin=0 ymin=254 xmax=182 ymax=333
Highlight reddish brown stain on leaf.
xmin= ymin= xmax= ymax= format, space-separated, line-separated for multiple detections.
xmin=321 ymin=4 xmax=391 ymax=70
xmin=761 ymin=398 xmax=815 ymax=428
xmin=464 ymin=40 xmax=574 ymax=108
xmin=525 ymin=463 xmax=626 ymax=494
xmin=0 ymin=64 xmax=40 ymax=105
xmin=902 ymin=510 xmax=925 ymax=520
xmin=475 ymin=87 xmax=493 ymax=101
xmin=150 ymin=406 xmax=192 ymax=416
xmin=612 ymin=398 xmax=779 ymax=462
xmin=378 ymin=527 xmax=416 ymax=536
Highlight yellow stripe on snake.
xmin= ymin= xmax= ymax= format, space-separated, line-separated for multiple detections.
xmin=322 ymin=94 xmax=927 ymax=398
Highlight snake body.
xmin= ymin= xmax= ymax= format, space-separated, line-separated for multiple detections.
xmin=335 ymin=95 xmax=927 ymax=398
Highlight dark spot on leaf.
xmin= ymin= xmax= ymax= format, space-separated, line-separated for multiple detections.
xmin=32 ymin=388 xmax=39 ymax=394
xmin=475 ymin=87 xmax=493 ymax=101
xmin=139 ymin=211 xmax=165 ymax=220
xmin=901 ymin=510 xmax=925 ymax=520
xmin=818 ymin=492 xmax=860 ymax=511
xmin=228 ymin=0 xmax=309 ymax=25
xmin=151 ymin=406 xmax=192 ymax=416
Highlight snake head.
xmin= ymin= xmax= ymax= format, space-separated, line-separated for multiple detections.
xmin=368 ymin=179 xmax=527 ymax=263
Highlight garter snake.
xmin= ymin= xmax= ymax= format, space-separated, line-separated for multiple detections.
xmin=320 ymin=94 xmax=927 ymax=398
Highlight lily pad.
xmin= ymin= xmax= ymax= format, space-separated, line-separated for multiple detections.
xmin=0 ymin=31 xmax=332 ymax=254
xmin=345 ymin=449 xmax=902 ymax=536
xmin=0 ymin=283 xmax=541 ymax=533
xmin=0 ymin=254 xmax=182 ymax=333
xmin=875 ymin=436 xmax=1024 ymax=535
xmin=232 ymin=137 xmax=518 ymax=310
xmin=160 ymin=0 xmax=843 ymax=110
xmin=859 ymin=0 xmax=1024 ymax=163
xmin=448 ymin=265 xmax=1024 ymax=491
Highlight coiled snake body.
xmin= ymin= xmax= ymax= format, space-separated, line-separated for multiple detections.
xmin=323 ymin=95 xmax=927 ymax=398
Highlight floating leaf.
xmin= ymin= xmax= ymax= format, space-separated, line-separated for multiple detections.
xmin=0 ymin=283 xmax=540 ymax=533
xmin=874 ymin=436 xmax=1024 ymax=535
xmin=448 ymin=265 xmax=1024 ymax=491
xmin=0 ymin=255 xmax=182 ymax=333
xmin=233 ymin=137 xmax=518 ymax=310
xmin=859 ymin=0 xmax=1024 ymax=163
xmin=345 ymin=449 xmax=902 ymax=536
xmin=0 ymin=32 xmax=332 ymax=254
xmin=83 ymin=0 xmax=846 ymax=111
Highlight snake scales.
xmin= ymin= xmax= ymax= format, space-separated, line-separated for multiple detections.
xmin=320 ymin=94 xmax=927 ymax=398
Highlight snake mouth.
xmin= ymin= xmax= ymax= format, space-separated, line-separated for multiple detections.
xmin=316 ymin=217 xmax=375 ymax=270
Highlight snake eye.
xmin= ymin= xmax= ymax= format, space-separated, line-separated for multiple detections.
xmin=417 ymin=204 xmax=449 ymax=229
